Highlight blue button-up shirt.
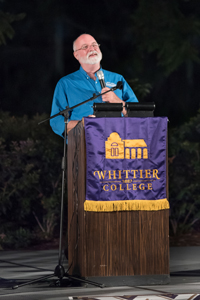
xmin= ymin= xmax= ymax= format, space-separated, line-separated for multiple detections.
xmin=50 ymin=66 xmax=138 ymax=137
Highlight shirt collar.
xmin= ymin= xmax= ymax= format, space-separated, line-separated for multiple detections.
xmin=79 ymin=65 xmax=103 ymax=78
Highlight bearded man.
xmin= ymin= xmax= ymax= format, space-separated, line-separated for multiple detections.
xmin=50 ymin=34 xmax=138 ymax=136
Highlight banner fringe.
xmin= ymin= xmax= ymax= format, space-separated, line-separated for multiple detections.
xmin=84 ymin=198 xmax=169 ymax=212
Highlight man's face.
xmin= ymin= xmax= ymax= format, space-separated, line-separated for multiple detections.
xmin=74 ymin=34 xmax=102 ymax=65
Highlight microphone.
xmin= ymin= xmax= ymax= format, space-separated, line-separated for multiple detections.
xmin=110 ymin=81 xmax=123 ymax=91
xmin=96 ymin=70 xmax=106 ymax=88
xmin=116 ymin=81 xmax=123 ymax=90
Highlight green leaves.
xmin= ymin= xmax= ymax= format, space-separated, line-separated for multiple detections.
xmin=127 ymin=78 xmax=152 ymax=100
xmin=0 ymin=10 xmax=26 ymax=45
xmin=0 ymin=111 xmax=63 ymax=249
xmin=132 ymin=1 xmax=200 ymax=75
xmin=168 ymin=109 xmax=200 ymax=235
xmin=1 ymin=227 xmax=32 ymax=249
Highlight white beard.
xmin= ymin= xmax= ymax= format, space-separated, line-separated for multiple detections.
xmin=79 ymin=50 xmax=102 ymax=65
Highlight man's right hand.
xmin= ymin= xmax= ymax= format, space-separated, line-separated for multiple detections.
xmin=67 ymin=115 xmax=96 ymax=133
xmin=67 ymin=120 xmax=79 ymax=133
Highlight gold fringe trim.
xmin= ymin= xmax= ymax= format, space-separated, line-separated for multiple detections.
xmin=84 ymin=198 xmax=169 ymax=212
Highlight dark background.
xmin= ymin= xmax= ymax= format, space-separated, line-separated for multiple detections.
xmin=1 ymin=0 xmax=200 ymax=126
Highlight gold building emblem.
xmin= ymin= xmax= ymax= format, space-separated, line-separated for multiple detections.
xmin=105 ymin=132 xmax=148 ymax=159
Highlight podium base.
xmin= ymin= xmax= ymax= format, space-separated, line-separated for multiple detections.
xmin=84 ymin=274 xmax=170 ymax=287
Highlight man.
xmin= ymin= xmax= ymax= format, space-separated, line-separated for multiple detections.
xmin=50 ymin=34 xmax=138 ymax=137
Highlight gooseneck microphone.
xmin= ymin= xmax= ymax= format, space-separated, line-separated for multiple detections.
xmin=96 ymin=70 xmax=106 ymax=88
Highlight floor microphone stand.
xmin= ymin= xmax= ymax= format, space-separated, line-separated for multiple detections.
xmin=12 ymin=84 xmax=123 ymax=290
xmin=12 ymin=109 xmax=104 ymax=289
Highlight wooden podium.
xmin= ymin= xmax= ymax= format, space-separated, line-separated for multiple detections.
xmin=67 ymin=120 xmax=170 ymax=286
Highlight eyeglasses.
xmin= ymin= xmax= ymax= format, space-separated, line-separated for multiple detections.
xmin=74 ymin=43 xmax=100 ymax=52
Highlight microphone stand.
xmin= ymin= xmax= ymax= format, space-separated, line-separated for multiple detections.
xmin=38 ymin=82 xmax=122 ymax=125
xmin=12 ymin=83 xmax=122 ymax=290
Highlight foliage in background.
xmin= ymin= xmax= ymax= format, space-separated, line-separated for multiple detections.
xmin=128 ymin=79 xmax=151 ymax=100
xmin=0 ymin=10 xmax=26 ymax=45
xmin=168 ymin=109 xmax=200 ymax=235
xmin=0 ymin=111 xmax=63 ymax=249
xmin=132 ymin=0 xmax=200 ymax=75
xmin=128 ymin=0 xmax=200 ymax=125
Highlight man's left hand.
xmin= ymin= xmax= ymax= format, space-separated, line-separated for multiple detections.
xmin=101 ymin=87 xmax=127 ymax=116
xmin=101 ymin=87 xmax=122 ymax=103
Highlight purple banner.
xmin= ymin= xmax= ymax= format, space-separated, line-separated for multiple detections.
xmin=84 ymin=117 xmax=168 ymax=205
